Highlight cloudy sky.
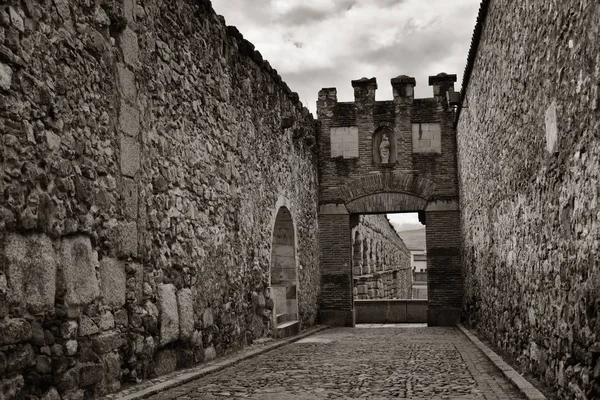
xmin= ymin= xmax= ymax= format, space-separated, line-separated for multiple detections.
xmin=212 ymin=0 xmax=480 ymax=230
xmin=212 ymin=0 xmax=480 ymax=110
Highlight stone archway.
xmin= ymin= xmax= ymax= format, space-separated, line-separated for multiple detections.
xmin=270 ymin=206 xmax=299 ymax=337
xmin=319 ymin=171 xmax=461 ymax=327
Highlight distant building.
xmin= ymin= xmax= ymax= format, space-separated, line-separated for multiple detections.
xmin=396 ymin=228 xmax=427 ymax=299
xmin=411 ymin=252 xmax=427 ymax=300
xmin=412 ymin=251 xmax=427 ymax=272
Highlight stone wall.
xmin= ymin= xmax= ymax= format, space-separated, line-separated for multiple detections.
xmin=351 ymin=215 xmax=412 ymax=300
xmin=0 ymin=0 xmax=319 ymax=397
xmin=457 ymin=1 xmax=600 ymax=398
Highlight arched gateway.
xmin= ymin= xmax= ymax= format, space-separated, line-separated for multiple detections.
xmin=317 ymin=73 xmax=462 ymax=326
xmin=270 ymin=205 xmax=300 ymax=337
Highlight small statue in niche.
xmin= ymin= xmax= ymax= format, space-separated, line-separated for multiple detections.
xmin=379 ymin=134 xmax=391 ymax=163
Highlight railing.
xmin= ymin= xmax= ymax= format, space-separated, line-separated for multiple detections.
xmin=354 ymin=299 xmax=428 ymax=323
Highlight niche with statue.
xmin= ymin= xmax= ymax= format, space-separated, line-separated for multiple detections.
xmin=372 ymin=127 xmax=397 ymax=165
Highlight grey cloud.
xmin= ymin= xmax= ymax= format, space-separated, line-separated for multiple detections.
xmin=372 ymin=0 xmax=407 ymax=7
xmin=334 ymin=0 xmax=405 ymax=11
xmin=335 ymin=0 xmax=358 ymax=12
xmin=353 ymin=16 xmax=471 ymax=74
xmin=279 ymin=66 xmax=354 ymax=110
xmin=362 ymin=38 xmax=450 ymax=67
xmin=212 ymin=0 xmax=481 ymax=110
xmin=277 ymin=1 xmax=362 ymax=26
xmin=278 ymin=5 xmax=332 ymax=26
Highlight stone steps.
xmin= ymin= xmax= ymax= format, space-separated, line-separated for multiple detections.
xmin=276 ymin=320 xmax=300 ymax=339
xmin=276 ymin=312 xmax=297 ymax=324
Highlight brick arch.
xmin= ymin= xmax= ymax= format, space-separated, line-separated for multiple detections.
xmin=332 ymin=172 xmax=435 ymax=214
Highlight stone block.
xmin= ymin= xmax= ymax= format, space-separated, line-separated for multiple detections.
xmin=118 ymin=221 xmax=138 ymax=257
xmin=153 ymin=349 xmax=177 ymax=376
xmin=129 ymin=262 xmax=143 ymax=302
xmin=120 ymin=27 xmax=139 ymax=67
xmin=191 ymin=330 xmax=203 ymax=348
xmin=99 ymin=257 xmax=126 ymax=307
xmin=102 ymin=352 xmax=121 ymax=383
xmin=116 ymin=63 xmax=136 ymax=102
xmin=62 ymin=390 xmax=84 ymax=400
xmin=5 ymin=233 xmax=57 ymax=314
xmin=92 ymin=332 xmax=124 ymax=354
xmin=65 ymin=340 xmax=78 ymax=356
xmin=57 ymin=368 xmax=79 ymax=394
xmin=119 ymin=135 xmax=140 ymax=177
xmin=60 ymin=320 xmax=78 ymax=339
xmin=0 ymin=319 xmax=31 ymax=346
xmin=159 ymin=284 xmax=179 ymax=346
xmin=114 ymin=309 xmax=128 ymax=326
xmin=0 ymin=61 xmax=12 ymax=90
xmin=6 ymin=344 xmax=35 ymax=372
xmin=122 ymin=177 xmax=138 ymax=220
xmin=545 ymin=100 xmax=558 ymax=153
xmin=123 ymin=0 xmax=135 ymax=22
xmin=204 ymin=346 xmax=216 ymax=362
xmin=41 ymin=387 xmax=60 ymax=400
xmin=203 ymin=308 xmax=214 ymax=327
xmin=412 ymin=123 xmax=441 ymax=154
xmin=36 ymin=355 xmax=52 ymax=375
xmin=60 ymin=236 xmax=100 ymax=309
xmin=99 ymin=311 xmax=115 ymax=331
xmin=31 ymin=322 xmax=44 ymax=346
xmin=0 ymin=374 xmax=24 ymax=399
xmin=330 ymin=126 xmax=358 ymax=158
xmin=176 ymin=348 xmax=194 ymax=368
xmin=119 ymin=100 xmax=139 ymax=138
xmin=53 ymin=0 xmax=70 ymax=20
xmin=8 ymin=7 xmax=24 ymax=32
xmin=79 ymin=363 xmax=103 ymax=387
xmin=177 ymin=288 xmax=193 ymax=341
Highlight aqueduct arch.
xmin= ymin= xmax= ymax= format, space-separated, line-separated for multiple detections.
xmin=317 ymin=73 xmax=461 ymax=327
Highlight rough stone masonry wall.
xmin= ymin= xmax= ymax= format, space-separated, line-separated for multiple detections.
xmin=0 ymin=0 xmax=319 ymax=398
xmin=351 ymin=215 xmax=412 ymax=300
xmin=457 ymin=1 xmax=600 ymax=398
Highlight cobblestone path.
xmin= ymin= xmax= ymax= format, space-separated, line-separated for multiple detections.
xmin=146 ymin=326 xmax=526 ymax=399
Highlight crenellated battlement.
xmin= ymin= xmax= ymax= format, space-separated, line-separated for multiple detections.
xmin=317 ymin=73 xmax=457 ymax=115
xmin=316 ymin=71 xmax=459 ymax=204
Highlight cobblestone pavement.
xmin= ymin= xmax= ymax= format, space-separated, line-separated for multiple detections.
xmin=146 ymin=326 xmax=526 ymax=399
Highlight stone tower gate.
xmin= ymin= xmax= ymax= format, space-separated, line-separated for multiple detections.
xmin=317 ymin=73 xmax=461 ymax=326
